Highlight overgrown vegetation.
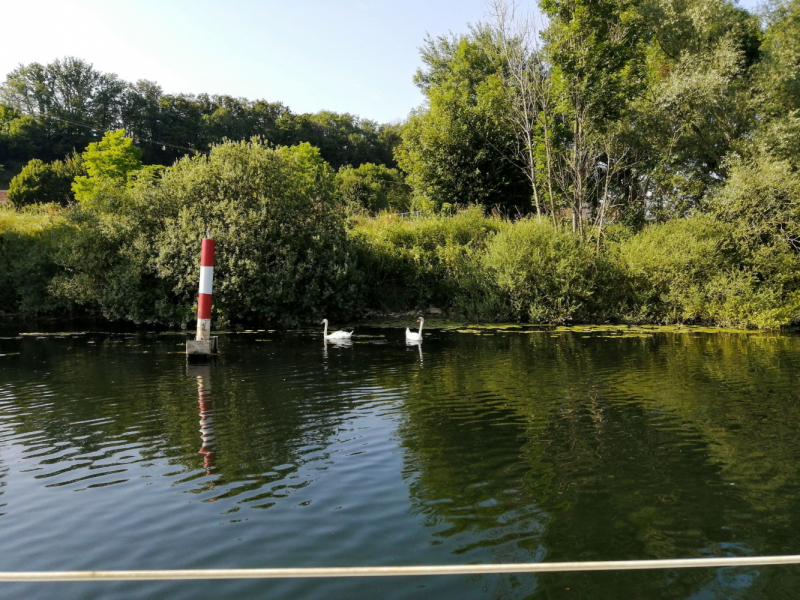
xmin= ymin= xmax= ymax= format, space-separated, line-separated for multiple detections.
xmin=1 ymin=0 xmax=798 ymax=329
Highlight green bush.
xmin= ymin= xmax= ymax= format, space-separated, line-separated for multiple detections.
xmin=51 ymin=199 xmax=180 ymax=323
xmin=54 ymin=139 xmax=361 ymax=325
xmin=7 ymin=153 xmax=85 ymax=206
xmin=610 ymin=215 xmax=735 ymax=323
xmin=483 ymin=218 xmax=597 ymax=323
xmin=609 ymin=213 xmax=800 ymax=329
xmin=352 ymin=211 xmax=600 ymax=323
xmin=706 ymin=150 xmax=800 ymax=327
xmin=335 ymin=163 xmax=411 ymax=214
xmin=351 ymin=206 xmax=502 ymax=313
xmin=0 ymin=204 xmax=72 ymax=314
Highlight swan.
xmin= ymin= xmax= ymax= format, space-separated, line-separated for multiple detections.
xmin=321 ymin=319 xmax=354 ymax=340
xmin=406 ymin=317 xmax=424 ymax=341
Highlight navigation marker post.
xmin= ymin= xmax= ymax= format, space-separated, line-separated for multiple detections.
xmin=186 ymin=237 xmax=218 ymax=356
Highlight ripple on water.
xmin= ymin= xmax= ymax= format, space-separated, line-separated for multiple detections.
xmin=0 ymin=330 xmax=800 ymax=599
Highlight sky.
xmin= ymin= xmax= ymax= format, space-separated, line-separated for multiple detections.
xmin=2 ymin=0 xmax=762 ymax=124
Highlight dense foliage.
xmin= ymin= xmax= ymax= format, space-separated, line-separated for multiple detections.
xmin=7 ymin=152 xmax=84 ymax=206
xmin=46 ymin=139 xmax=361 ymax=325
xmin=396 ymin=30 xmax=531 ymax=213
xmin=335 ymin=163 xmax=411 ymax=214
xmin=1 ymin=0 xmax=798 ymax=329
xmin=0 ymin=58 xmax=401 ymax=187
xmin=0 ymin=204 xmax=70 ymax=314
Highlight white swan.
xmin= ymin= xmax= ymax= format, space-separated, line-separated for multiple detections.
xmin=321 ymin=319 xmax=354 ymax=340
xmin=406 ymin=317 xmax=424 ymax=341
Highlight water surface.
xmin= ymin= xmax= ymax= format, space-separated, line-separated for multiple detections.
xmin=1 ymin=326 xmax=799 ymax=599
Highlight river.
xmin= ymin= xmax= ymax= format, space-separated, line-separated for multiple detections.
xmin=1 ymin=324 xmax=799 ymax=599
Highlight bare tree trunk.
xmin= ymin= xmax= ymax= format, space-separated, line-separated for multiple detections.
xmin=596 ymin=149 xmax=613 ymax=252
xmin=526 ymin=136 xmax=541 ymax=216
xmin=572 ymin=115 xmax=585 ymax=238
xmin=487 ymin=0 xmax=546 ymax=219
xmin=542 ymin=110 xmax=558 ymax=227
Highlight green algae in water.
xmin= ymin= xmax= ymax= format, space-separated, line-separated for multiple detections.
xmin=21 ymin=331 xmax=90 ymax=337
xmin=554 ymin=324 xmax=763 ymax=335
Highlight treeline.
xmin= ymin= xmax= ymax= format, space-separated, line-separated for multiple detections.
xmin=1 ymin=0 xmax=799 ymax=329
xmin=400 ymin=0 xmax=799 ymax=226
xmin=0 ymin=57 xmax=402 ymax=186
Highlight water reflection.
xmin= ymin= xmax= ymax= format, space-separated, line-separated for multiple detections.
xmin=0 ymin=454 xmax=6 ymax=518
xmin=1 ymin=330 xmax=800 ymax=600
xmin=389 ymin=332 xmax=800 ymax=598
xmin=188 ymin=363 xmax=216 ymax=477
xmin=322 ymin=338 xmax=353 ymax=359
xmin=406 ymin=340 xmax=423 ymax=365
xmin=0 ymin=385 xmax=9 ymax=518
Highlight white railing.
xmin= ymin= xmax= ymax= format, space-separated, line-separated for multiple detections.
xmin=2 ymin=555 xmax=800 ymax=582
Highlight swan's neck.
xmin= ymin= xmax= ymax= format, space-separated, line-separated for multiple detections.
xmin=323 ymin=321 xmax=328 ymax=337
xmin=418 ymin=321 xmax=424 ymax=335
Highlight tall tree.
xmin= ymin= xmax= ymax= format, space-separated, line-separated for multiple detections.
xmin=72 ymin=129 xmax=142 ymax=203
xmin=486 ymin=0 xmax=557 ymax=219
xmin=541 ymin=0 xmax=648 ymax=235
xmin=397 ymin=31 xmax=531 ymax=212
xmin=619 ymin=0 xmax=762 ymax=218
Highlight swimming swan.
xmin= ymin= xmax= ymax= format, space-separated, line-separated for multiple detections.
xmin=321 ymin=319 xmax=354 ymax=340
xmin=406 ymin=317 xmax=424 ymax=341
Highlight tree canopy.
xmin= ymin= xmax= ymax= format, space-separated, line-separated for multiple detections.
xmin=0 ymin=58 xmax=401 ymax=187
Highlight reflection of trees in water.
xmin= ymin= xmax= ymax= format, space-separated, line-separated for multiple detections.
xmin=3 ymin=331 xmax=800 ymax=597
xmin=0 ymin=384 xmax=11 ymax=516
xmin=0 ymin=335 xmax=359 ymax=509
xmin=387 ymin=332 xmax=800 ymax=599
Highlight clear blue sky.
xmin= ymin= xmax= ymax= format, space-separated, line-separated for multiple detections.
xmin=2 ymin=0 xmax=761 ymax=124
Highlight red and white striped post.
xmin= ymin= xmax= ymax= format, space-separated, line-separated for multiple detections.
xmin=196 ymin=238 xmax=215 ymax=341
xmin=187 ymin=237 xmax=218 ymax=356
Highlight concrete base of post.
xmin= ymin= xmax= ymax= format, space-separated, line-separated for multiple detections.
xmin=186 ymin=336 xmax=218 ymax=356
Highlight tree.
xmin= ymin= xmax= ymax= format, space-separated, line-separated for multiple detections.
xmin=280 ymin=111 xmax=393 ymax=170
xmin=397 ymin=31 xmax=531 ymax=212
xmin=55 ymin=139 xmax=362 ymax=324
xmin=7 ymin=152 xmax=85 ymax=206
xmin=1 ymin=57 xmax=403 ymax=187
xmin=72 ymin=129 xmax=142 ymax=203
xmin=486 ymin=0 xmax=559 ymax=219
xmin=541 ymin=0 xmax=648 ymax=235
xmin=335 ymin=163 xmax=410 ymax=214
xmin=756 ymin=0 xmax=800 ymax=115
xmin=0 ymin=57 xmax=127 ymax=159
xmin=618 ymin=0 xmax=762 ymax=218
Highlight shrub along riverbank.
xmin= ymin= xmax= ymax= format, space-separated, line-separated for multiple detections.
xmin=1 ymin=139 xmax=798 ymax=330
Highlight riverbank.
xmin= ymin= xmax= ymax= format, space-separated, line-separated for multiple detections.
xmin=4 ymin=314 xmax=796 ymax=339
xmin=2 ymin=152 xmax=799 ymax=331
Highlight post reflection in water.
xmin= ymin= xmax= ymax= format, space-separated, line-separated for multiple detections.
xmin=187 ymin=363 xmax=216 ymax=479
